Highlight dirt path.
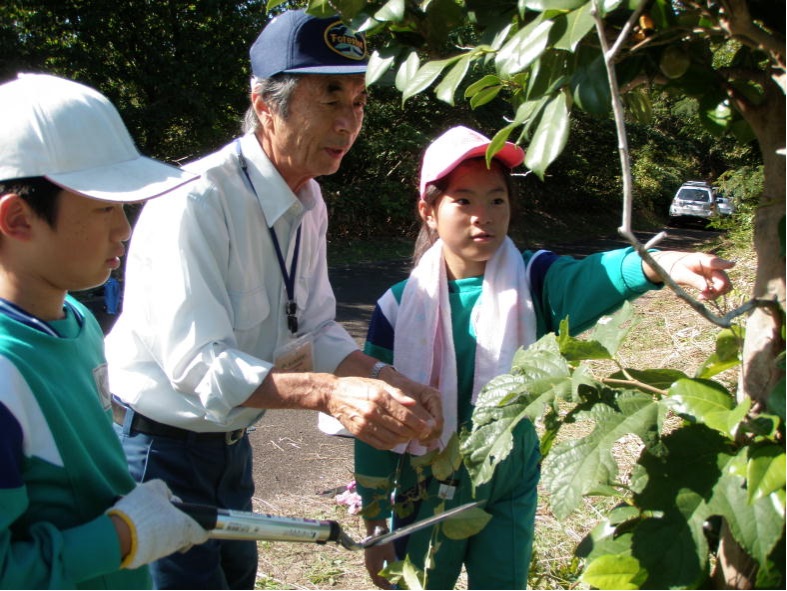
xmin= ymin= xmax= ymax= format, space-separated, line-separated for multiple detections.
xmin=248 ymin=225 xmax=724 ymax=500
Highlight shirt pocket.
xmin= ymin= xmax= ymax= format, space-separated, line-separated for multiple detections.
xmin=229 ymin=287 xmax=270 ymax=331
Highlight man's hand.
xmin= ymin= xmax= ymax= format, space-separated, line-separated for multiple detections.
xmin=326 ymin=375 xmax=441 ymax=449
xmin=644 ymin=251 xmax=735 ymax=300
xmin=378 ymin=364 xmax=443 ymax=443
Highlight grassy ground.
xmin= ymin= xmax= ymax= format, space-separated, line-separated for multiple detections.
xmin=253 ymin=228 xmax=754 ymax=590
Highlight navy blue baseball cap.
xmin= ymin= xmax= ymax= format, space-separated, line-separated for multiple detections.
xmin=250 ymin=10 xmax=368 ymax=79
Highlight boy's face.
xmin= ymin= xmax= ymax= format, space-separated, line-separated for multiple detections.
xmin=33 ymin=190 xmax=131 ymax=292
xmin=420 ymin=159 xmax=511 ymax=280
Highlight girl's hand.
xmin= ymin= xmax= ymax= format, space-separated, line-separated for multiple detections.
xmin=645 ymin=251 xmax=735 ymax=300
xmin=363 ymin=519 xmax=397 ymax=589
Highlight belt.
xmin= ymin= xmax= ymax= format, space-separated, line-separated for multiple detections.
xmin=111 ymin=398 xmax=246 ymax=445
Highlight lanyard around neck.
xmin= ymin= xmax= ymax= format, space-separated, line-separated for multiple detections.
xmin=235 ymin=140 xmax=301 ymax=334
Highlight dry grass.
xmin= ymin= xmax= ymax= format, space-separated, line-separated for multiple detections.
xmin=252 ymin=235 xmax=755 ymax=590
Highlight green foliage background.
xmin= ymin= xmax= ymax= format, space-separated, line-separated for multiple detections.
xmin=0 ymin=0 xmax=761 ymax=244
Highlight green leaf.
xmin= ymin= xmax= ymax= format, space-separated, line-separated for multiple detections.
xmin=464 ymin=334 xmax=572 ymax=487
xmin=543 ymin=391 xmax=661 ymax=519
xmin=495 ymin=18 xmax=553 ymax=76
xmin=355 ymin=474 xmax=394 ymax=490
xmin=305 ymin=0 xmax=339 ymax=18
xmin=266 ymin=0 xmax=289 ymax=11
xmin=395 ymin=51 xmax=420 ymax=93
xmin=581 ymin=554 xmax=647 ymax=590
xmin=526 ymin=50 xmax=571 ymax=101
xmin=552 ymin=3 xmax=595 ymax=51
xmin=432 ymin=433 xmax=461 ymax=481
xmin=571 ymin=51 xmax=611 ymax=116
xmin=402 ymin=57 xmax=459 ymax=104
xmin=464 ymin=74 xmax=502 ymax=98
xmin=374 ymin=0 xmax=406 ymax=22
xmin=622 ymin=90 xmax=653 ymax=124
xmin=441 ymin=506 xmax=493 ymax=539
xmin=609 ymin=368 xmax=688 ymax=392
xmin=380 ymin=556 xmax=425 ymax=590
xmin=666 ymin=378 xmax=748 ymax=437
xmin=401 ymin=555 xmax=425 ymax=590
xmin=524 ymin=0 xmax=587 ymax=10
xmin=435 ymin=54 xmax=472 ymax=105
xmin=558 ymin=316 xmax=612 ymax=360
xmin=706 ymin=461 xmax=786 ymax=577
xmin=366 ymin=50 xmax=397 ymax=86
xmin=469 ymin=84 xmax=502 ymax=108
xmin=525 ymin=89 xmax=570 ymax=179
xmin=591 ymin=301 xmax=636 ymax=357
xmin=747 ymin=444 xmax=786 ymax=503
xmin=628 ymin=426 xmax=736 ymax=587
xmin=696 ymin=327 xmax=743 ymax=378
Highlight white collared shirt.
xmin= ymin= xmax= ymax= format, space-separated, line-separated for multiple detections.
xmin=105 ymin=133 xmax=358 ymax=431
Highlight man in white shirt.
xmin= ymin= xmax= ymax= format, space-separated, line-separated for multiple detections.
xmin=105 ymin=9 xmax=442 ymax=589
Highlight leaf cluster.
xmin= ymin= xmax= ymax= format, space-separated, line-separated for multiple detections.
xmin=461 ymin=303 xmax=785 ymax=589
xmin=313 ymin=0 xmax=782 ymax=180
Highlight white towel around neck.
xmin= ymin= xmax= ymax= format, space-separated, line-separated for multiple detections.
xmin=392 ymin=237 xmax=537 ymax=455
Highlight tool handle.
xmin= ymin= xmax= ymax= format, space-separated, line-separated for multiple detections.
xmin=174 ymin=501 xmax=342 ymax=544
xmin=173 ymin=502 xmax=218 ymax=530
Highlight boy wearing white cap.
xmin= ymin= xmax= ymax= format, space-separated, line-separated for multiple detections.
xmin=355 ymin=125 xmax=736 ymax=589
xmin=0 ymin=73 xmax=207 ymax=589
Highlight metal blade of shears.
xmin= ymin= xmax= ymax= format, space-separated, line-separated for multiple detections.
xmin=360 ymin=501 xmax=481 ymax=548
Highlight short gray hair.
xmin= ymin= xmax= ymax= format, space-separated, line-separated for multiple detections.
xmin=242 ymin=74 xmax=301 ymax=133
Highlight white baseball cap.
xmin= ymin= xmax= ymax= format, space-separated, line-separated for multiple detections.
xmin=419 ymin=125 xmax=524 ymax=200
xmin=0 ymin=73 xmax=198 ymax=202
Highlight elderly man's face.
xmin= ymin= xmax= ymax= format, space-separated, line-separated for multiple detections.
xmin=259 ymin=74 xmax=367 ymax=192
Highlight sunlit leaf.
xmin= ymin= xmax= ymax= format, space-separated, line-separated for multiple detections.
xmin=395 ymin=51 xmax=420 ymax=93
xmin=552 ymin=3 xmax=595 ymax=51
xmin=366 ymin=50 xmax=396 ymax=86
xmin=495 ymin=18 xmax=553 ymax=76
xmin=441 ymin=506 xmax=493 ymax=539
xmin=525 ymin=89 xmax=570 ymax=178
xmin=666 ymin=378 xmax=748 ymax=437
xmin=435 ymin=54 xmax=472 ymax=105
xmin=747 ymin=444 xmax=786 ymax=503
xmin=374 ymin=0 xmax=406 ymax=22
xmin=469 ymin=84 xmax=501 ymax=108
xmin=524 ymin=0 xmax=587 ymax=10
xmin=591 ymin=301 xmax=636 ymax=357
xmin=543 ymin=391 xmax=661 ymax=519
xmin=432 ymin=433 xmax=462 ymax=481
xmin=402 ymin=57 xmax=459 ymax=103
xmin=581 ymin=554 xmax=647 ymax=590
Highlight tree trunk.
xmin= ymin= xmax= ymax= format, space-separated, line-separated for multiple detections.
xmin=716 ymin=78 xmax=785 ymax=590
xmin=739 ymin=80 xmax=786 ymax=408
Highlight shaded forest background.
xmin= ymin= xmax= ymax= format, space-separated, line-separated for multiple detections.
xmin=0 ymin=0 xmax=762 ymax=247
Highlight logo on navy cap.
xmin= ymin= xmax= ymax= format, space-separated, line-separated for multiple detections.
xmin=323 ymin=21 xmax=367 ymax=61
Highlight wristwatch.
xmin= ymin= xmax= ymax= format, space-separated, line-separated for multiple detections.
xmin=369 ymin=361 xmax=391 ymax=380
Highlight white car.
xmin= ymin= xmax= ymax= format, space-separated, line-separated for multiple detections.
xmin=715 ymin=195 xmax=735 ymax=216
xmin=668 ymin=181 xmax=718 ymax=222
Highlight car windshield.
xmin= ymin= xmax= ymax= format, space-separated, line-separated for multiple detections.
xmin=678 ymin=188 xmax=710 ymax=202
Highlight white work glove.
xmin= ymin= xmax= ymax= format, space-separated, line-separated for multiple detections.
xmin=107 ymin=479 xmax=209 ymax=570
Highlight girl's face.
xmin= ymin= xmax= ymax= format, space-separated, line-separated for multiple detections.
xmin=420 ymin=158 xmax=511 ymax=280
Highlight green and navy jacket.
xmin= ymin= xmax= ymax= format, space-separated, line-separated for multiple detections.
xmin=0 ymin=295 xmax=150 ymax=589
xmin=356 ymin=247 xmax=661 ymax=518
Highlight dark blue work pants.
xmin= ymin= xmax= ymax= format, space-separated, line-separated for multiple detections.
xmin=114 ymin=416 xmax=258 ymax=589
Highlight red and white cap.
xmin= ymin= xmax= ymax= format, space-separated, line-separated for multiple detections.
xmin=419 ymin=125 xmax=524 ymax=200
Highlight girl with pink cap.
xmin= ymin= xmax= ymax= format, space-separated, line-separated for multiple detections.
xmin=354 ymin=125 xmax=734 ymax=589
